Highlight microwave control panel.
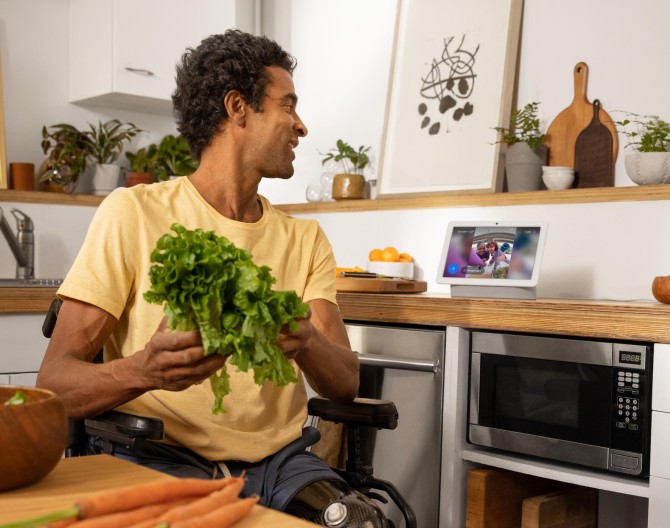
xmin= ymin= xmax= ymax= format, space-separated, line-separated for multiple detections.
xmin=611 ymin=345 xmax=650 ymax=454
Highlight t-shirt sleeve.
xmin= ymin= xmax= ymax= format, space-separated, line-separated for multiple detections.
xmin=57 ymin=188 xmax=142 ymax=320
xmin=302 ymin=225 xmax=338 ymax=306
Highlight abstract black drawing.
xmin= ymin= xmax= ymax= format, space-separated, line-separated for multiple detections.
xmin=418 ymin=36 xmax=479 ymax=133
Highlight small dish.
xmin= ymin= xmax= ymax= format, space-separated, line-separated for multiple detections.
xmin=368 ymin=261 xmax=415 ymax=279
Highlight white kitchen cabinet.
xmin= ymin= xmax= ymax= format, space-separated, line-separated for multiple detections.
xmin=648 ymin=476 xmax=670 ymax=528
xmin=653 ymin=344 xmax=670 ymax=412
xmin=8 ymin=373 xmax=38 ymax=388
xmin=0 ymin=374 xmax=9 ymax=385
xmin=69 ymin=0 xmax=256 ymax=115
xmin=651 ymin=410 xmax=670 ymax=479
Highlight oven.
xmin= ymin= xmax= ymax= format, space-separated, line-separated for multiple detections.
xmin=468 ymin=331 xmax=652 ymax=477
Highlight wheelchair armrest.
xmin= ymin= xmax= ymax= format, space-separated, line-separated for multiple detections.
xmin=308 ymin=397 xmax=398 ymax=430
xmin=85 ymin=410 xmax=164 ymax=448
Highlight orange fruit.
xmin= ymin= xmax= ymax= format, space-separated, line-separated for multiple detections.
xmin=369 ymin=249 xmax=383 ymax=262
xmin=398 ymin=253 xmax=412 ymax=262
xmin=381 ymin=247 xmax=399 ymax=262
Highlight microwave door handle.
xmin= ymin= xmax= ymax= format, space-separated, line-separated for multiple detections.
xmin=355 ymin=353 xmax=439 ymax=373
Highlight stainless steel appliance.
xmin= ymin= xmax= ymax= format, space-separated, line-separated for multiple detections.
xmin=346 ymin=323 xmax=445 ymax=528
xmin=468 ymin=332 xmax=652 ymax=477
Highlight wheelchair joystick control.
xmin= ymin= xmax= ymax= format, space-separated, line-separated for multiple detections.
xmin=324 ymin=502 xmax=348 ymax=526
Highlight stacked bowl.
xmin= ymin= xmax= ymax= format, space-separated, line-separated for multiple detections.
xmin=542 ymin=166 xmax=575 ymax=190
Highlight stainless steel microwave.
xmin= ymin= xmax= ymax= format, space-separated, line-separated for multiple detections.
xmin=468 ymin=332 xmax=652 ymax=477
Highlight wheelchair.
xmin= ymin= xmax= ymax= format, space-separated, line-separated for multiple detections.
xmin=42 ymin=298 xmax=417 ymax=528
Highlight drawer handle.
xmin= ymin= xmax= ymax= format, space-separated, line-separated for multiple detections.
xmin=356 ymin=353 xmax=439 ymax=373
xmin=125 ymin=67 xmax=154 ymax=76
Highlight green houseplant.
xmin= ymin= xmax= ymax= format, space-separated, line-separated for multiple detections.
xmin=87 ymin=120 xmax=143 ymax=195
xmin=321 ymin=140 xmax=371 ymax=200
xmin=612 ymin=112 xmax=670 ymax=185
xmin=125 ymin=144 xmax=159 ymax=187
xmin=155 ymin=135 xmax=199 ymax=181
xmin=39 ymin=124 xmax=90 ymax=194
xmin=493 ymin=102 xmax=547 ymax=193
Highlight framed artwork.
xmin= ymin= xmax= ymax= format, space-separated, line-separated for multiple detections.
xmin=377 ymin=0 xmax=523 ymax=198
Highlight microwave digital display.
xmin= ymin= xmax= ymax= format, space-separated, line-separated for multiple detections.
xmin=619 ymin=351 xmax=642 ymax=365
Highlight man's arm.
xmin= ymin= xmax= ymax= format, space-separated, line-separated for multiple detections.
xmin=276 ymin=299 xmax=359 ymax=403
xmin=36 ymin=298 xmax=226 ymax=418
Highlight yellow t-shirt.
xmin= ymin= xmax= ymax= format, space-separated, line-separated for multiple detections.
xmin=57 ymin=177 xmax=337 ymax=462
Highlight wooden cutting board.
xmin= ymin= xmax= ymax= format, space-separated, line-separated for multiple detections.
xmin=335 ymin=277 xmax=427 ymax=293
xmin=544 ymin=62 xmax=618 ymax=169
xmin=521 ymin=487 xmax=597 ymax=528
xmin=574 ymin=99 xmax=614 ymax=187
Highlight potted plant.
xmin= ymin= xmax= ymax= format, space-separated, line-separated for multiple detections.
xmin=155 ymin=135 xmax=199 ymax=181
xmin=38 ymin=124 xmax=90 ymax=194
xmin=125 ymin=144 xmax=159 ymax=187
xmin=493 ymin=102 xmax=547 ymax=192
xmin=86 ymin=120 xmax=143 ymax=195
xmin=612 ymin=113 xmax=670 ymax=185
xmin=321 ymin=140 xmax=371 ymax=200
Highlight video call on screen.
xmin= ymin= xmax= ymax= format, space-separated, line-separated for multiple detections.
xmin=443 ymin=226 xmax=540 ymax=280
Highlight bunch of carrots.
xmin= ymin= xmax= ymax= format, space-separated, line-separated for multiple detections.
xmin=1 ymin=476 xmax=257 ymax=528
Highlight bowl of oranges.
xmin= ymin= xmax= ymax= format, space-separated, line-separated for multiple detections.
xmin=368 ymin=247 xmax=414 ymax=278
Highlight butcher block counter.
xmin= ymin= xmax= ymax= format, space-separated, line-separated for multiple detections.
xmin=3 ymin=289 xmax=670 ymax=342
xmin=0 ymin=455 xmax=311 ymax=527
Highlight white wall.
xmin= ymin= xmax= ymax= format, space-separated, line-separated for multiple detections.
xmin=0 ymin=0 xmax=178 ymax=192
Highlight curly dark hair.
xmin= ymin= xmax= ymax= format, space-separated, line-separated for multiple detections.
xmin=173 ymin=30 xmax=297 ymax=160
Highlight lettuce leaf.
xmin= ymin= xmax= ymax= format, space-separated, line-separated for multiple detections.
xmin=143 ymin=223 xmax=310 ymax=414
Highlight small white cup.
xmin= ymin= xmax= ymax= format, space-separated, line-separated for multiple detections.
xmin=542 ymin=172 xmax=575 ymax=190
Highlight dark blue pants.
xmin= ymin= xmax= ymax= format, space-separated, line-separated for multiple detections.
xmin=88 ymin=426 xmax=342 ymax=511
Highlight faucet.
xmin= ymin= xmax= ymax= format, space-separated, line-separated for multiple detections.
xmin=0 ymin=206 xmax=34 ymax=279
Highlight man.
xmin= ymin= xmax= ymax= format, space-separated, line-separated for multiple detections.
xmin=37 ymin=30 xmax=377 ymax=519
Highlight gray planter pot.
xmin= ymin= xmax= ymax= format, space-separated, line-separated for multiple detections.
xmin=624 ymin=152 xmax=670 ymax=185
xmin=505 ymin=143 xmax=547 ymax=192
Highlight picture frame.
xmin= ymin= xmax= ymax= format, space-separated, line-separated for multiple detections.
xmin=0 ymin=40 xmax=7 ymax=190
xmin=377 ymin=0 xmax=524 ymax=199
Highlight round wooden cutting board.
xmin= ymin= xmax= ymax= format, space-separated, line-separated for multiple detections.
xmin=544 ymin=62 xmax=618 ymax=168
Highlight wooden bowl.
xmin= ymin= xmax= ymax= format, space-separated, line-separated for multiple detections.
xmin=652 ymin=276 xmax=670 ymax=304
xmin=0 ymin=386 xmax=68 ymax=491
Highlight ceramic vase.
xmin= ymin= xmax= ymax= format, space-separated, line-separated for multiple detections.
xmin=624 ymin=152 xmax=670 ymax=185
xmin=505 ymin=143 xmax=547 ymax=192
xmin=332 ymin=173 xmax=366 ymax=200
xmin=91 ymin=163 xmax=121 ymax=195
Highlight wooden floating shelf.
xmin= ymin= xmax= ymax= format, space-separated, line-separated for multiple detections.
xmin=1 ymin=184 xmax=670 ymax=213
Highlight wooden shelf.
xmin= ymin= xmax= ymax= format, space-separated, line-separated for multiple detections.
xmin=337 ymin=293 xmax=670 ymax=343
xmin=0 ymin=288 xmax=58 ymax=313
xmin=2 ymin=184 xmax=670 ymax=212
xmin=462 ymin=446 xmax=649 ymax=498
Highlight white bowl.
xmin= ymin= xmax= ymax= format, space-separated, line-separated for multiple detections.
xmin=367 ymin=261 xmax=415 ymax=279
xmin=542 ymin=172 xmax=575 ymax=190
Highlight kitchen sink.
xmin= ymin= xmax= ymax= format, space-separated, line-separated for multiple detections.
xmin=0 ymin=278 xmax=63 ymax=288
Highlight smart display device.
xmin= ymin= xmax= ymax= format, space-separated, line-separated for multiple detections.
xmin=436 ymin=221 xmax=548 ymax=299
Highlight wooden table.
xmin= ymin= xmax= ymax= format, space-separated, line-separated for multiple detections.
xmin=0 ymin=455 xmax=312 ymax=527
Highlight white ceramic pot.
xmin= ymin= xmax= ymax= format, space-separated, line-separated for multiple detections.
xmin=505 ymin=143 xmax=547 ymax=192
xmin=91 ymin=164 xmax=121 ymax=195
xmin=624 ymin=152 xmax=670 ymax=185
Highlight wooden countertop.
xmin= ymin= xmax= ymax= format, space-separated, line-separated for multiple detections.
xmin=3 ymin=288 xmax=670 ymax=343
xmin=337 ymin=292 xmax=670 ymax=344
xmin=0 ymin=455 xmax=311 ymax=527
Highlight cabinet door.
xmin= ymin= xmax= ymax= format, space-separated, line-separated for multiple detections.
xmin=649 ymin=476 xmax=670 ymax=528
xmin=113 ymin=0 xmax=244 ymax=101
xmin=9 ymin=373 xmax=38 ymax=388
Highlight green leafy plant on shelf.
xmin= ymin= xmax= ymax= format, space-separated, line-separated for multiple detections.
xmin=126 ymin=144 xmax=160 ymax=175
xmin=321 ymin=140 xmax=371 ymax=175
xmin=611 ymin=112 xmax=670 ymax=152
xmin=493 ymin=102 xmax=545 ymax=150
xmin=155 ymin=135 xmax=199 ymax=181
xmin=39 ymin=124 xmax=91 ymax=192
xmin=86 ymin=119 xmax=143 ymax=164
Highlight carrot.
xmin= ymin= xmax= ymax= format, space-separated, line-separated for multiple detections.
xmin=42 ymin=520 xmax=77 ymax=528
xmin=155 ymin=477 xmax=246 ymax=525
xmin=3 ymin=478 xmax=239 ymax=528
xmin=170 ymin=497 xmax=259 ymax=528
xmin=69 ymin=498 xmax=193 ymax=528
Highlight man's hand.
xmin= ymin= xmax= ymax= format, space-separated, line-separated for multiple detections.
xmin=131 ymin=317 xmax=227 ymax=392
xmin=275 ymin=309 xmax=314 ymax=360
